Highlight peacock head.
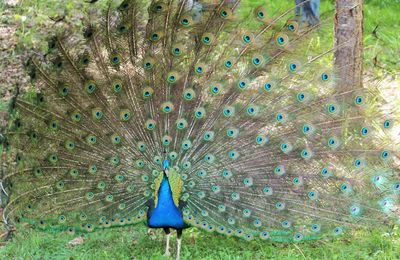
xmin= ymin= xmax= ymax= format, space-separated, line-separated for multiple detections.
xmin=163 ymin=159 xmax=170 ymax=176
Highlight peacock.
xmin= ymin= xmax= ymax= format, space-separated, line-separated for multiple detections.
xmin=1 ymin=0 xmax=399 ymax=259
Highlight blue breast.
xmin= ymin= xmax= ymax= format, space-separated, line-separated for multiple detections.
xmin=148 ymin=176 xmax=185 ymax=229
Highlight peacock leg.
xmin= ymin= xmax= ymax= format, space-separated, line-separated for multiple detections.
xmin=176 ymin=229 xmax=183 ymax=260
xmin=163 ymin=227 xmax=171 ymax=257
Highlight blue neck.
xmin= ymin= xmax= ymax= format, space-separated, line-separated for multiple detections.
xmin=159 ymin=174 xmax=172 ymax=202
xmin=148 ymin=174 xmax=185 ymax=229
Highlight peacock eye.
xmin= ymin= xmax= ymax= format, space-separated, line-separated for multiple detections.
xmin=151 ymin=33 xmax=160 ymax=41
xmin=220 ymin=10 xmax=228 ymax=17
xmin=112 ymin=56 xmax=119 ymax=63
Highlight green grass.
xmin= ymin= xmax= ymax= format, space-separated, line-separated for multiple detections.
xmin=363 ymin=0 xmax=400 ymax=74
xmin=1 ymin=224 xmax=399 ymax=259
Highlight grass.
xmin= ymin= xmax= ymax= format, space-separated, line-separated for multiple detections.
xmin=363 ymin=0 xmax=400 ymax=74
xmin=1 ymin=224 xmax=399 ymax=259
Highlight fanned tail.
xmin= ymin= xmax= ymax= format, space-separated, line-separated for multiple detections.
xmin=3 ymin=0 xmax=399 ymax=242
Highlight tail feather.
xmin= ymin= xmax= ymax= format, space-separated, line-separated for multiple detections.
xmin=2 ymin=0 xmax=399 ymax=242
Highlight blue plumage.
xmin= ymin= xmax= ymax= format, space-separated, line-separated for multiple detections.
xmin=148 ymin=175 xmax=185 ymax=229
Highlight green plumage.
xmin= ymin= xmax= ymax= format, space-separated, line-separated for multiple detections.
xmin=1 ymin=0 xmax=399 ymax=247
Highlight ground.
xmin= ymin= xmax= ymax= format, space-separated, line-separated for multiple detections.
xmin=1 ymin=224 xmax=399 ymax=259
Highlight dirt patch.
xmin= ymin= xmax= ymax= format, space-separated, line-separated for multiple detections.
xmin=0 ymin=7 xmax=32 ymax=125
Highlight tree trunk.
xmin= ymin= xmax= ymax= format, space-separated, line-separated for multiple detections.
xmin=334 ymin=0 xmax=364 ymax=90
